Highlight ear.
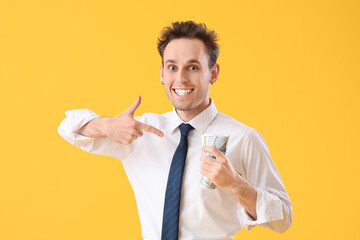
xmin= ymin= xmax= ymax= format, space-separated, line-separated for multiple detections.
xmin=209 ymin=63 xmax=220 ymax=85
xmin=160 ymin=63 xmax=164 ymax=84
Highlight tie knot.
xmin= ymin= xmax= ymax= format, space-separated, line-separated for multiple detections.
xmin=179 ymin=123 xmax=193 ymax=137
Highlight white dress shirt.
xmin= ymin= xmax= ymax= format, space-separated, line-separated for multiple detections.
xmin=58 ymin=99 xmax=292 ymax=240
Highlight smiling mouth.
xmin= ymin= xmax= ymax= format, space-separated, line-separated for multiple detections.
xmin=173 ymin=89 xmax=194 ymax=96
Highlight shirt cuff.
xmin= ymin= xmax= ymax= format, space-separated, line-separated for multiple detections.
xmin=58 ymin=109 xmax=100 ymax=145
xmin=242 ymin=187 xmax=283 ymax=230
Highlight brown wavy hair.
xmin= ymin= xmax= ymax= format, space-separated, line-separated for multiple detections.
xmin=157 ymin=21 xmax=220 ymax=69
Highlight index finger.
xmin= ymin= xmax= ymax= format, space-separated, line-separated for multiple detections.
xmin=202 ymin=146 xmax=224 ymax=158
xmin=137 ymin=121 xmax=164 ymax=137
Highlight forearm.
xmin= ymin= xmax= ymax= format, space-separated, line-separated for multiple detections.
xmin=58 ymin=109 xmax=140 ymax=160
xmin=228 ymin=174 xmax=257 ymax=220
xmin=75 ymin=117 xmax=110 ymax=138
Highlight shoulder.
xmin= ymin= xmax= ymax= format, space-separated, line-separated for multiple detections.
xmin=211 ymin=112 xmax=268 ymax=149
xmin=213 ymin=112 xmax=255 ymax=136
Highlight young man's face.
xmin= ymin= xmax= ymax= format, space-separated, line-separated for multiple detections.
xmin=160 ymin=38 xmax=219 ymax=119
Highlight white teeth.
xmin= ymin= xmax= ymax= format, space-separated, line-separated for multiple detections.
xmin=174 ymin=89 xmax=193 ymax=96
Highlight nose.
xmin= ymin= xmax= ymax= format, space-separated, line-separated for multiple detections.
xmin=177 ymin=67 xmax=188 ymax=83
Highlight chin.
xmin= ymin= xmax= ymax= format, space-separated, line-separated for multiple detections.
xmin=171 ymin=101 xmax=195 ymax=111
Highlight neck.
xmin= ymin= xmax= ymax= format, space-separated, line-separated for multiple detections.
xmin=176 ymin=99 xmax=211 ymax=122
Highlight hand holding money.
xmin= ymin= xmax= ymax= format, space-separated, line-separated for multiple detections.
xmin=200 ymin=134 xmax=241 ymax=190
xmin=200 ymin=134 xmax=229 ymax=189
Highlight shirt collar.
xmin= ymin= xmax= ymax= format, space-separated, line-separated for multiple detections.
xmin=169 ymin=98 xmax=218 ymax=134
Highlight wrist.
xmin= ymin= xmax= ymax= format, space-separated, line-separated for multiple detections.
xmin=228 ymin=173 xmax=256 ymax=202
xmin=228 ymin=173 xmax=245 ymax=194
xmin=94 ymin=117 xmax=111 ymax=137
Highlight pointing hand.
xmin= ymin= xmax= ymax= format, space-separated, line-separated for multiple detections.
xmin=104 ymin=96 xmax=164 ymax=145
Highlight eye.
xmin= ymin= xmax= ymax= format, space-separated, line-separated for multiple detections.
xmin=189 ymin=65 xmax=198 ymax=71
xmin=168 ymin=65 xmax=176 ymax=71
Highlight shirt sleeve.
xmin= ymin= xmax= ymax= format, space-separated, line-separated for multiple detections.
xmin=240 ymin=130 xmax=293 ymax=233
xmin=57 ymin=109 xmax=137 ymax=161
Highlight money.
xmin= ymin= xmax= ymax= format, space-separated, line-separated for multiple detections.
xmin=200 ymin=133 xmax=229 ymax=189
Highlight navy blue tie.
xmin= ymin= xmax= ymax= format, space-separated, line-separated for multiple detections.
xmin=161 ymin=123 xmax=193 ymax=240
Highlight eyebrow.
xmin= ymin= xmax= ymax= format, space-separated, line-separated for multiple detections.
xmin=165 ymin=59 xmax=201 ymax=65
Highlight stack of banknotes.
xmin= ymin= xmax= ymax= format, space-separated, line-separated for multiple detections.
xmin=200 ymin=133 xmax=229 ymax=189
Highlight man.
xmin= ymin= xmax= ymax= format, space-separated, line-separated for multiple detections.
xmin=58 ymin=21 xmax=292 ymax=239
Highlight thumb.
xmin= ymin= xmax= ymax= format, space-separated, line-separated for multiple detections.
xmin=125 ymin=96 xmax=141 ymax=116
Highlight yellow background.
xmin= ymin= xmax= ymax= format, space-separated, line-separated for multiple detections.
xmin=1 ymin=0 xmax=359 ymax=239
